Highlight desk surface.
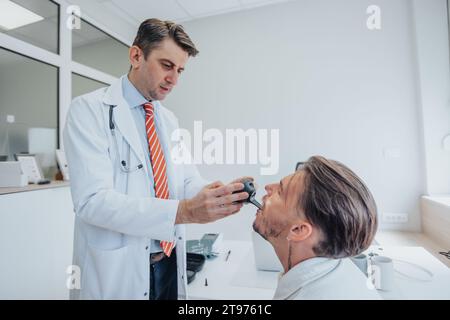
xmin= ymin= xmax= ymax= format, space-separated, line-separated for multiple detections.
xmin=187 ymin=240 xmax=450 ymax=300
xmin=365 ymin=245 xmax=450 ymax=299
xmin=0 ymin=180 xmax=69 ymax=195
xmin=188 ymin=240 xmax=276 ymax=300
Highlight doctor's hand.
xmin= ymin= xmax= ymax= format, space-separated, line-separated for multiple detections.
xmin=230 ymin=176 xmax=257 ymax=191
xmin=175 ymin=181 xmax=249 ymax=224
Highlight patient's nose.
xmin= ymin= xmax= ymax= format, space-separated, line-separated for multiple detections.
xmin=265 ymin=183 xmax=275 ymax=195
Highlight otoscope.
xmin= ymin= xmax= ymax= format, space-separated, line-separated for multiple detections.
xmin=233 ymin=179 xmax=262 ymax=209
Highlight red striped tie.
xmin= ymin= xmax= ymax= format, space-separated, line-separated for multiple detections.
xmin=143 ymin=102 xmax=175 ymax=257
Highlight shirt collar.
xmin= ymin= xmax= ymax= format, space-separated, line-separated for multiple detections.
xmin=121 ymin=74 xmax=153 ymax=109
xmin=273 ymin=257 xmax=341 ymax=300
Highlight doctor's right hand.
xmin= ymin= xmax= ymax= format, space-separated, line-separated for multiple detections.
xmin=175 ymin=181 xmax=249 ymax=224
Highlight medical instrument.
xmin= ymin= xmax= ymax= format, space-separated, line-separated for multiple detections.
xmin=109 ymin=105 xmax=143 ymax=173
xmin=200 ymin=233 xmax=222 ymax=258
xmin=233 ymin=179 xmax=262 ymax=209
xmin=439 ymin=250 xmax=450 ymax=259
xmin=37 ymin=179 xmax=51 ymax=185
xmin=187 ymin=252 xmax=206 ymax=273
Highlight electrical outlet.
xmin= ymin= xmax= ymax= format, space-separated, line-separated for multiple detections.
xmin=382 ymin=212 xmax=408 ymax=224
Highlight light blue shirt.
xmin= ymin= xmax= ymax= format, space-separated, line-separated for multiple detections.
xmin=121 ymin=74 xmax=167 ymax=253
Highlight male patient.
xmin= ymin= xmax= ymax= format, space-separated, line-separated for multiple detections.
xmin=253 ymin=156 xmax=380 ymax=299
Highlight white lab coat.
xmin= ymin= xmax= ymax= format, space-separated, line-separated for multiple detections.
xmin=273 ymin=257 xmax=382 ymax=300
xmin=63 ymin=77 xmax=207 ymax=300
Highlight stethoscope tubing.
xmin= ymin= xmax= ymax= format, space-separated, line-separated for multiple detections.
xmin=109 ymin=105 xmax=143 ymax=173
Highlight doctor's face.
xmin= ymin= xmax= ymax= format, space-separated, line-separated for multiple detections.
xmin=129 ymin=38 xmax=188 ymax=101
xmin=253 ymin=172 xmax=305 ymax=241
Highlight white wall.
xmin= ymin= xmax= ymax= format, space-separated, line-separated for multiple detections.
xmin=412 ymin=0 xmax=450 ymax=195
xmin=165 ymin=0 xmax=432 ymax=239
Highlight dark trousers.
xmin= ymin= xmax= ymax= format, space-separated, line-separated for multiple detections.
xmin=149 ymin=250 xmax=178 ymax=300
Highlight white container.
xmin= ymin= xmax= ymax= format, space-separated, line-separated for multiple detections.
xmin=0 ymin=161 xmax=28 ymax=187
xmin=371 ymin=256 xmax=394 ymax=291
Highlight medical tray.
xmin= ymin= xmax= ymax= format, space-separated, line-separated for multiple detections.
xmin=187 ymin=252 xmax=205 ymax=273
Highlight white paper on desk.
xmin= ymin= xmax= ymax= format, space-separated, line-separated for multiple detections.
xmin=230 ymin=250 xmax=279 ymax=290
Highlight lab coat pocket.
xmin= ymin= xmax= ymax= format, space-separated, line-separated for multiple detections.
xmin=82 ymin=244 xmax=130 ymax=300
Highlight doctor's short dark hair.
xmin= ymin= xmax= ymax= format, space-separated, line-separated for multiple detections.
xmin=296 ymin=156 xmax=378 ymax=259
xmin=132 ymin=18 xmax=199 ymax=58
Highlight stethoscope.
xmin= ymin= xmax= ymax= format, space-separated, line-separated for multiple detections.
xmin=109 ymin=105 xmax=144 ymax=173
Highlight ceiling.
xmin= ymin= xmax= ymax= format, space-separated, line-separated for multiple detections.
xmin=93 ymin=0 xmax=295 ymax=26
xmin=1 ymin=0 xmax=117 ymax=55
xmin=1 ymin=0 xmax=295 ymax=63
xmin=1 ymin=0 xmax=59 ymax=53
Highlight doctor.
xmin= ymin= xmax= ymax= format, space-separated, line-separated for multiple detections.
xmin=63 ymin=18 xmax=250 ymax=300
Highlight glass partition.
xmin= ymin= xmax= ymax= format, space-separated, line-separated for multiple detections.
xmin=72 ymin=18 xmax=129 ymax=77
xmin=72 ymin=73 xmax=107 ymax=99
xmin=0 ymin=48 xmax=58 ymax=179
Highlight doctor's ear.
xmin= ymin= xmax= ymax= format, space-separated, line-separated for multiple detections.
xmin=129 ymin=46 xmax=143 ymax=68
xmin=286 ymin=221 xmax=313 ymax=242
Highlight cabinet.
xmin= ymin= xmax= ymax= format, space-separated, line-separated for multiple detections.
xmin=0 ymin=186 xmax=74 ymax=299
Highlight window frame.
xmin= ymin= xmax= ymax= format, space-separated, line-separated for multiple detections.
xmin=0 ymin=0 xmax=131 ymax=150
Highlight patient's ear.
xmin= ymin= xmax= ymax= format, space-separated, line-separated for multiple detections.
xmin=287 ymin=220 xmax=313 ymax=242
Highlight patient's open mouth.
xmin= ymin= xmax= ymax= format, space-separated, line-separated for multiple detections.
xmin=256 ymin=209 xmax=261 ymax=217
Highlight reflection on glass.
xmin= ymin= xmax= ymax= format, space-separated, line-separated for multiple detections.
xmin=0 ymin=0 xmax=59 ymax=54
xmin=0 ymin=48 xmax=58 ymax=179
xmin=72 ymin=19 xmax=129 ymax=77
xmin=72 ymin=73 xmax=107 ymax=100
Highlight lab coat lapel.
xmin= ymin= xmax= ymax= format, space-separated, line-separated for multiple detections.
xmin=103 ymin=78 xmax=148 ymax=176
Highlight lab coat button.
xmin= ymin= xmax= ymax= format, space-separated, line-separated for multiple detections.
xmin=178 ymin=237 xmax=182 ymax=240
xmin=144 ymin=292 xmax=147 ymax=296
xmin=145 ymin=246 xmax=149 ymax=250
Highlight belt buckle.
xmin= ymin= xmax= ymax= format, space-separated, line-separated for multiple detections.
xmin=150 ymin=252 xmax=165 ymax=264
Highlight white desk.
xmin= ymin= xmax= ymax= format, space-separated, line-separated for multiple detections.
xmin=187 ymin=240 xmax=450 ymax=300
xmin=187 ymin=240 xmax=276 ymax=300
xmin=364 ymin=245 xmax=450 ymax=300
